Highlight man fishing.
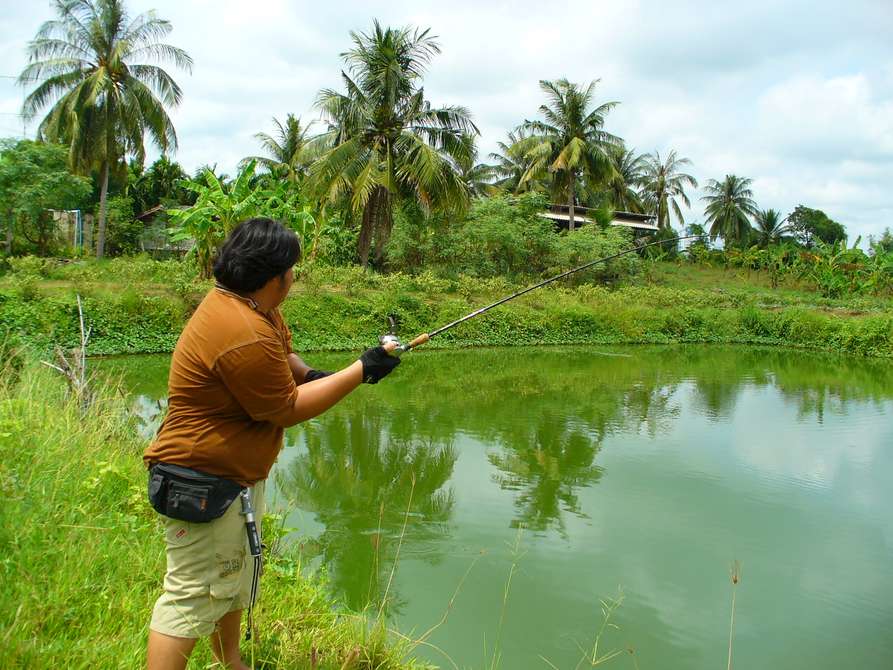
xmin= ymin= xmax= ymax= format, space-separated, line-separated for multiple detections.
xmin=143 ymin=217 xmax=401 ymax=670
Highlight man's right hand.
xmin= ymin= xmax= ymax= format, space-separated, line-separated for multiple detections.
xmin=359 ymin=345 xmax=401 ymax=384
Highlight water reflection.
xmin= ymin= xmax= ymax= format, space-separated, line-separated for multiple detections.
xmin=488 ymin=410 xmax=604 ymax=536
xmin=134 ymin=395 xmax=166 ymax=440
xmin=276 ymin=407 xmax=457 ymax=613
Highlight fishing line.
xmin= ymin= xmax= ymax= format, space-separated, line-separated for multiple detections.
xmin=384 ymin=234 xmax=705 ymax=353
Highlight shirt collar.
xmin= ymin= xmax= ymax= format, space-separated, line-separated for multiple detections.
xmin=214 ymin=283 xmax=259 ymax=311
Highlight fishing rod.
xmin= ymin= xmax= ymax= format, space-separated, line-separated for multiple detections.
xmin=381 ymin=234 xmax=706 ymax=354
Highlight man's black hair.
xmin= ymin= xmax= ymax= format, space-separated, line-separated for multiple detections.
xmin=213 ymin=218 xmax=301 ymax=292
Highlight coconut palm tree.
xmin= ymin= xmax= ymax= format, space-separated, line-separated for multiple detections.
xmin=311 ymin=21 xmax=477 ymax=267
xmin=702 ymin=174 xmax=759 ymax=246
xmin=753 ymin=208 xmax=789 ymax=248
xmin=488 ymin=129 xmax=539 ymax=193
xmin=607 ymin=145 xmax=646 ymax=213
xmin=456 ymin=134 xmax=496 ymax=198
xmin=639 ymin=150 xmax=698 ymax=229
xmin=519 ymin=79 xmax=620 ymax=231
xmin=19 ymin=0 xmax=191 ymax=258
xmin=240 ymin=114 xmax=312 ymax=183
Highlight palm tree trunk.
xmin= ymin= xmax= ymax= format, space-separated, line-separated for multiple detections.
xmin=96 ymin=160 xmax=109 ymax=258
xmin=372 ymin=189 xmax=393 ymax=268
xmin=358 ymin=190 xmax=378 ymax=268
xmin=567 ymin=181 xmax=576 ymax=232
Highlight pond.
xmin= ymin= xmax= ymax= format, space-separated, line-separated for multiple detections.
xmin=98 ymin=345 xmax=893 ymax=669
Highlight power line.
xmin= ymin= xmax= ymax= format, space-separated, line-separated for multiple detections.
xmin=0 ymin=74 xmax=41 ymax=82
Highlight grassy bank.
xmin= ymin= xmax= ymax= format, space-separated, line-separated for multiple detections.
xmin=0 ymin=260 xmax=891 ymax=357
xmin=0 ymin=362 xmax=427 ymax=669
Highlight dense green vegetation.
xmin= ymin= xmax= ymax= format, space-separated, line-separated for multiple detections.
xmin=0 ymin=139 xmax=91 ymax=255
xmin=0 ymin=361 xmax=426 ymax=669
xmin=1 ymin=255 xmax=890 ymax=358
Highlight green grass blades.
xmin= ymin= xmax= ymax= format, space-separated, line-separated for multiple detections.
xmin=0 ymin=362 xmax=426 ymax=669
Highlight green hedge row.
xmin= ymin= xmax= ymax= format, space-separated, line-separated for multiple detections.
xmin=1 ymin=282 xmax=890 ymax=358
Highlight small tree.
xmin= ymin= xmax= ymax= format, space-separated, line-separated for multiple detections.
xmin=753 ymin=208 xmax=790 ymax=248
xmin=787 ymin=205 xmax=846 ymax=248
xmin=0 ymin=139 xmax=91 ymax=255
xmin=130 ymin=156 xmax=193 ymax=213
xmin=240 ymin=114 xmax=313 ymax=184
xmin=639 ymin=150 xmax=698 ymax=229
xmin=702 ymin=175 xmax=758 ymax=247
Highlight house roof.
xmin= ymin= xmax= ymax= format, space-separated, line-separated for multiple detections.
xmin=538 ymin=205 xmax=658 ymax=231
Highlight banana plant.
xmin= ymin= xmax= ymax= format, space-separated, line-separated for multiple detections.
xmin=168 ymin=161 xmax=320 ymax=277
xmin=168 ymin=161 xmax=264 ymax=277
xmin=806 ymin=238 xmax=869 ymax=297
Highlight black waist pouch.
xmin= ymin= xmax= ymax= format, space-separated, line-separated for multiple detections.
xmin=148 ymin=463 xmax=243 ymax=523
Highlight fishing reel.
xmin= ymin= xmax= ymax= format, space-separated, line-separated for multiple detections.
xmin=379 ymin=315 xmax=405 ymax=354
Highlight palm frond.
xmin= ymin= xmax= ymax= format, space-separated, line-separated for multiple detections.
xmin=19 ymin=0 xmax=190 ymax=177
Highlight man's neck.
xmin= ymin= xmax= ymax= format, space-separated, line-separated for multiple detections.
xmin=215 ymin=283 xmax=275 ymax=313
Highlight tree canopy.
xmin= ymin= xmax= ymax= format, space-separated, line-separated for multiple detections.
xmin=702 ymin=174 xmax=759 ymax=246
xmin=639 ymin=150 xmax=697 ymax=229
xmin=241 ymin=114 xmax=313 ymax=184
xmin=0 ymin=139 xmax=91 ymax=254
xmin=787 ymin=205 xmax=847 ymax=248
xmin=753 ymin=208 xmax=790 ymax=248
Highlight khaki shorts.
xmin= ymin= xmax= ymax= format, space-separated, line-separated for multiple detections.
xmin=150 ymin=480 xmax=265 ymax=638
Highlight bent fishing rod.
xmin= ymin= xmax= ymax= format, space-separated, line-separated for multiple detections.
xmin=382 ymin=234 xmax=706 ymax=353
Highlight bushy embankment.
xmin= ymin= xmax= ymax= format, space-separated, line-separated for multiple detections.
xmin=1 ymin=261 xmax=891 ymax=358
xmin=0 ymin=362 xmax=425 ymax=669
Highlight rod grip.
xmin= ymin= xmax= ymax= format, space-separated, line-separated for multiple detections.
xmin=408 ymin=333 xmax=430 ymax=349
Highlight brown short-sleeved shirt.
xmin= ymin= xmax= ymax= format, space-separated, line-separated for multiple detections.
xmin=143 ymin=287 xmax=302 ymax=484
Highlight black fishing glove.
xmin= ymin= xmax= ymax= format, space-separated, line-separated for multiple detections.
xmin=359 ymin=346 xmax=401 ymax=384
xmin=303 ymin=369 xmax=332 ymax=383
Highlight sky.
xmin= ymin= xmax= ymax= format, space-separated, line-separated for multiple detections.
xmin=1 ymin=0 xmax=891 ymax=244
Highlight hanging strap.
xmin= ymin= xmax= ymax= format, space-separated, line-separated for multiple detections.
xmin=239 ymin=488 xmax=263 ymax=641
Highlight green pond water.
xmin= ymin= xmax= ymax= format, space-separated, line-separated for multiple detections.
xmin=98 ymin=345 xmax=893 ymax=669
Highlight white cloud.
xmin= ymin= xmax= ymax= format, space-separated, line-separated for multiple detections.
xmin=757 ymin=74 xmax=893 ymax=160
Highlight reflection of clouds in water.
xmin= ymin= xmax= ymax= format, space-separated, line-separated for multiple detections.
xmin=132 ymin=394 xmax=167 ymax=441
xmin=797 ymin=525 xmax=892 ymax=618
xmin=728 ymin=386 xmax=893 ymax=596
xmin=730 ymin=387 xmax=891 ymax=493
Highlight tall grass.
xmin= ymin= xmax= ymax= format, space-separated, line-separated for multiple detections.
xmin=0 ymin=361 xmax=425 ymax=669
xmin=728 ymin=561 xmax=741 ymax=670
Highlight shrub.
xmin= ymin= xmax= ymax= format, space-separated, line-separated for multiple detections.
xmin=7 ymin=255 xmax=55 ymax=278
xmin=552 ymin=225 xmax=639 ymax=285
xmin=101 ymin=195 xmax=141 ymax=256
